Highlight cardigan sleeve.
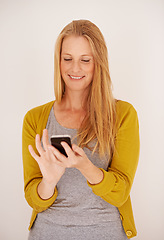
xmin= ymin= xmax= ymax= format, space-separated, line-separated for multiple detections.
xmin=87 ymin=102 xmax=140 ymax=207
xmin=22 ymin=108 xmax=58 ymax=213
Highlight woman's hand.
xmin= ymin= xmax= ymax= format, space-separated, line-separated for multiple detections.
xmin=29 ymin=128 xmax=103 ymax=198
xmin=28 ymin=129 xmax=66 ymax=188
xmin=48 ymin=141 xmax=90 ymax=171
xmin=48 ymin=141 xmax=104 ymax=185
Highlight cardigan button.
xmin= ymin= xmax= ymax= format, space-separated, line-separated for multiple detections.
xmin=126 ymin=230 xmax=132 ymax=237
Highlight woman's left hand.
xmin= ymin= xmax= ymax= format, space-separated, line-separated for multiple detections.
xmin=48 ymin=142 xmax=104 ymax=185
xmin=48 ymin=142 xmax=90 ymax=171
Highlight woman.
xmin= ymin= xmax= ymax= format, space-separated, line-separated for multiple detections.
xmin=22 ymin=20 xmax=140 ymax=239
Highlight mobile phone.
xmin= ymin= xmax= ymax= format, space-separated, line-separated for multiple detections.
xmin=50 ymin=135 xmax=72 ymax=157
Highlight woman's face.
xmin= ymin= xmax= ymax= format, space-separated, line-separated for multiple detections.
xmin=60 ymin=35 xmax=94 ymax=94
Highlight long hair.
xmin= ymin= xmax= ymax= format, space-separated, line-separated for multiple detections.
xmin=54 ymin=20 xmax=116 ymax=160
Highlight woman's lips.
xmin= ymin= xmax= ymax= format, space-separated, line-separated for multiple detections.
xmin=68 ymin=75 xmax=85 ymax=80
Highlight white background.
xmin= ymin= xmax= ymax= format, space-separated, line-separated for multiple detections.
xmin=0 ymin=0 xmax=164 ymax=239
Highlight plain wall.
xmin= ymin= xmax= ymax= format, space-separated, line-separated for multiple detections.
xmin=0 ymin=0 xmax=164 ymax=239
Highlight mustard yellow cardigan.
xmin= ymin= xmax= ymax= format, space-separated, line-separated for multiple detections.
xmin=22 ymin=100 xmax=140 ymax=238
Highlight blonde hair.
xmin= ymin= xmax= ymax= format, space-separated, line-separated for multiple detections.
xmin=54 ymin=20 xmax=116 ymax=160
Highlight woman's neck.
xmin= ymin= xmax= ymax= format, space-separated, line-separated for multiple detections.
xmin=60 ymin=89 xmax=88 ymax=111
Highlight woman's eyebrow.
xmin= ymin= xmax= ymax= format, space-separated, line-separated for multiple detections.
xmin=61 ymin=53 xmax=72 ymax=56
xmin=81 ymin=54 xmax=93 ymax=57
xmin=61 ymin=53 xmax=93 ymax=58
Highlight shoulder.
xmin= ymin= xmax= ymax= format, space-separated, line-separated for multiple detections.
xmin=23 ymin=101 xmax=55 ymax=129
xmin=115 ymin=99 xmax=139 ymax=128
xmin=116 ymin=99 xmax=138 ymax=117
xmin=24 ymin=101 xmax=54 ymax=119
xmin=116 ymin=99 xmax=136 ymax=113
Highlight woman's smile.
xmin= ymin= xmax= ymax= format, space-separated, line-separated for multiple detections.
xmin=68 ymin=75 xmax=85 ymax=80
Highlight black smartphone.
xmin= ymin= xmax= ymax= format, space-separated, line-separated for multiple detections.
xmin=50 ymin=135 xmax=72 ymax=157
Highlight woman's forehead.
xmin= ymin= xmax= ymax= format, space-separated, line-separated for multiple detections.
xmin=61 ymin=35 xmax=93 ymax=56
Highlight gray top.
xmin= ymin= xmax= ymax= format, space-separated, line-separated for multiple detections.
xmin=28 ymin=107 xmax=127 ymax=240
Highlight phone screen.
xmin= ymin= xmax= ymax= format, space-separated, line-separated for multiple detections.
xmin=50 ymin=135 xmax=72 ymax=157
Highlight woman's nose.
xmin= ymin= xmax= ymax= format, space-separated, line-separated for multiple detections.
xmin=72 ymin=61 xmax=81 ymax=72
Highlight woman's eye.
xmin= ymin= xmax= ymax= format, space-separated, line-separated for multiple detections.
xmin=82 ymin=59 xmax=90 ymax=63
xmin=64 ymin=58 xmax=72 ymax=61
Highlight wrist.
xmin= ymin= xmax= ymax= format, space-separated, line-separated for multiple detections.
xmin=37 ymin=178 xmax=57 ymax=200
xmin=41 ymin=177 xmax=57 ymax=188
xmin=79 ymin=160 xmax=104 ymax=185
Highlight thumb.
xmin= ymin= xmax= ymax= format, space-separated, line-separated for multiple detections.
xmin=72 ymin=144 xmax=84 ymax=156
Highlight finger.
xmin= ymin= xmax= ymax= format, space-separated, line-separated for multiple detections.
xmin=48 ymin=147 xmax=65 ymax=167
xmin=72 ymin=144 xmax=84 ymax=156
xmin=61 ymin=141 xmax=74 ymax=157
xmin=48 ymin=145 xmax=66 ymax=161
xmin=35 ymin=134 xmax=45 ymax=155
xmin=28 ymin=145 xmax=40 ymax=163
xmin=42 ymin=129 xmax=50 ymax=151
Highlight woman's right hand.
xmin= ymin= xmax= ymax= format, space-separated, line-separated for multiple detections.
xmin=28 ymin=129 xmax=65 ymax=199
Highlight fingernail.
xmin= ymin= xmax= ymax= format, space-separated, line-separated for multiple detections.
xmin=61 ymin=141 xmax=66 ymax=146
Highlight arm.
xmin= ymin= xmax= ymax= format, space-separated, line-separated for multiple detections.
xmin=87 ymin=104 xmax=140 ymax=207
xmin=22 ymin=111 xmax=58 ymax=212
